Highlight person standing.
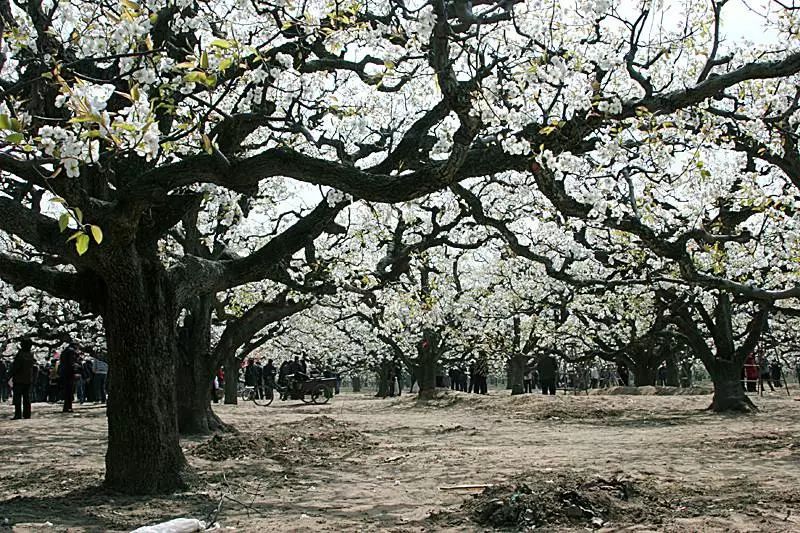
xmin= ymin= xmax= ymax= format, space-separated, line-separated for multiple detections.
xmin=0 ymin=357 xmax=9 ymax=403
xmin=91 ymin=355 xmax=108 ymax=403
xmin=523 ymin=364 xmax=534 ymax=393
xmin=590 ymin=365 xmax=600 ymax=389
xmin=758 ymin=354 xmax=774 ymax=392
xmin=47 ymin=355 xmax=60 ymax=403
xmin=59 ymin=343 xmax=79 ymax=413
xmin=11 ymin=338 xmax=35 ymax=419
xmin=474 ymin=354 xmax=489 ymax=394
xmin=656 ymin=363 xmax=668 ymax=387
xmin=80 ymin=355 xmax=94 ymax=403
xmin=537 ymin=353 xmax=557 ymax=395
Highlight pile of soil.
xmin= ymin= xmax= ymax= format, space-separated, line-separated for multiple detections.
xmin=189 ymin=415 xmax=370 ymax=465
xmin=434 ymin=472 xmax=670 ymax=530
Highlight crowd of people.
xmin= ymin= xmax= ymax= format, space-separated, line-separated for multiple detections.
xmin=743 ymin=352 xmax=790 ymax=393
xmin=234 ymin=355 xmax=341 ymax=401
xmin=447 ymin=355 xmax=490 ymax=394
xmin=2 ymin=338 xmax=108 ymax=420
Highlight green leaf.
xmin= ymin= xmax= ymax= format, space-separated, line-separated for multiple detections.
xmin=67 ymin=230 xmax=82 ymax=242
xmin=210 ymin=39 xmax=234 ymax=49
xmin=184 ymin=71 xmax=208 ymax=84
xmin=201 ymin=134 xmax=213 ymax=155
xmin=75 ymin=233 xmax=90 ymax=256
xmin=200 ymin=51 xmax=209 ymax=70
xmin=5 ymin=132 xmax=24 ymax=144
xmin=50 ymin=196 xmax=66 ymax=204
xmin=73 ymin=207 xmax=83 ymax=224
xmin=112 ymin=122 xmax=138 ymax=132
xmin=218 ymin=58 xmax=233 ymax=71
xmin=59 ymin=213 xmax=70 ymax=232
xmin=89 ymin=225 xmax=103 ymax=244
xmin=0 ymin=114 xmax=10 ymax=130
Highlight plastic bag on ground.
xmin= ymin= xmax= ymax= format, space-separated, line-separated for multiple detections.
xmin=130 ymin=518 xmax=206 ymax=533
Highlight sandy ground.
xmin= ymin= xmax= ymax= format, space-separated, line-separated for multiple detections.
xmin=1 ymin=387 xmax=799 ymax=532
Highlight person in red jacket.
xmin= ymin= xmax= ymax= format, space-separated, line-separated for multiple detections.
xmin=744 ymin=352 xmax=758 ymax=392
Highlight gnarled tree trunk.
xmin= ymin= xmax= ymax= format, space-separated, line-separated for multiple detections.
xmin=176 ymin=296 xmax=228 ymax=434
xmin=708 ymin=359 xmax=756 ymax=412
xmin=508 ymin=352 xmax=526 ymax=395
xmin=103 ymin=262 xmax=188 ymax=494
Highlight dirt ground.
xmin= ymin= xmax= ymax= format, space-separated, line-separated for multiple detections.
xmin=1 ymin=387 xmax=799 ymax=532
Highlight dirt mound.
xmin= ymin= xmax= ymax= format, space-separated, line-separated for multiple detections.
xmin=435 ymin=472 xmax=668 ymax=530
xmin=591 ymin=386 xmax=712 ymax=396
xmin=189 ymin=415 xmax=370 ymax=464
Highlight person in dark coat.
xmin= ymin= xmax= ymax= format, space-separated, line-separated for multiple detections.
xmin=0 ymin=358 xmax=9 ymax=403
xmin=537 ymin=353 xmax=558 ymax=395
xmin=59 ymin=342 xmax=79 ymax=413
xmin=11 ymin=338 xmax=35 ymax=419
xmin=244 ymin=359 xmax=257 ymax=387
xmin=278 ymin=360 xmax=290 ymax=386
xmin=263 ymin=359 xmax=277 ymax=385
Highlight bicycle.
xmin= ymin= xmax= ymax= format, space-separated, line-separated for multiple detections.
xmin=240 ymin=384 xmax=275 ymax=406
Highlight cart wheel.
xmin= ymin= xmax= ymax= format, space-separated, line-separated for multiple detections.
xmin=254 ymin=387 xmax=274 ymax=406
xmin=301 ymin=393 xmax=313 ymax=404
xmin=240 ymin=388 xmax=253 ymax=402
xmin=311 ymin=387 xmax=330 ymax=404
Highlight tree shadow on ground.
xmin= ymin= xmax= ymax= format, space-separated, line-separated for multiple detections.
xmin=0 ymin=484 xmax=215 ymax=532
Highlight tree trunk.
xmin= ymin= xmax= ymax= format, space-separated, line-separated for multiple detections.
xmin=223 ymin=352 xmax=239 ymax=405
xmin=103 ymin=264 xmax=188 ymax=494
xmin=666 ymin=356 xmax=680 ymax=386
xmin=176 ymin=296 xmax=228 ymax=434
xmin=632 ymin=363 xmax=657 ymax=387
xmin=416 ymin=352 xmax=437 ymax=400
xmin=508 ymin=352 xmax=526 ymax=395
xmin=375 ymin=360 xmax=391 ymax=397
xmin=176 ymin=350 xmax=227 ymax=433
xmin=351 ymin=375 xmax=361 ymax=392
xmin=708 ymin=359 xmax=757 ymax=412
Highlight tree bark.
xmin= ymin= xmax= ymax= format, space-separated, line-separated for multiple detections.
xmin=103 ymin=263 xmax=188 ymax=494
xmin=176 ymin=296 xmax=228 ymax=434
xmin=666 ymin=356 xmax=680 ymax=386
xmin=508 ymin=352 xmax=526 ymax=395
xmin=632 ymin=363 xmax=657 ymax=387
xmin=176 ymin=350 xmax=227 ymax=433
xmin=416 ymin=338 xmax=438 ymax=400
xmin=708 ymin=359 xmax=757 ymax=412
xmin=375 ymin=361 xmax=391 ymax=397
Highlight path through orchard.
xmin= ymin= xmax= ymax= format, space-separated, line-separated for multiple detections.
xmin=1 ymin=389 xmax=799 ymax=531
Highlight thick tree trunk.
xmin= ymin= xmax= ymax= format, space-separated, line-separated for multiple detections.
xmin=223 ymin=353 xmax=239 ymax=405
xmin=176 ymin=351 xmax=227 ymax=434
xmin=666 ymin=356 xmax=680 ymax=386
xmin=351 ymin=375 xmax=361 ymax=392
xmin=508 ymin=352 xmax=526 ymax=395
xmin=103 ymin=265 xmax=188 ymax=494
xmin=708 ymin=359 xmax=757 ymax=412
xmin=416 ymin=352 xmax=437 ymax=400
xmin=176 ymin=296 xmax=228 ymax=434
xmin=632 ymin=363 xmax=657 ymax=387
xmin=375 ymin=361 xmax=391 ymax=398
